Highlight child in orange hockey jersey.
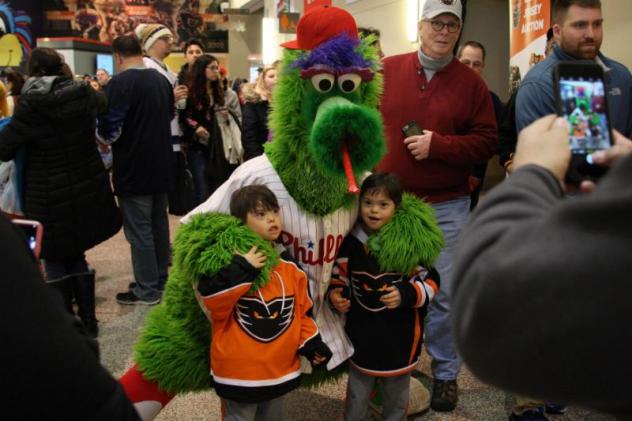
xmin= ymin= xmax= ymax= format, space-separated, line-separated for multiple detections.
xmin=197 ymin=185 xmax=332 ymax=420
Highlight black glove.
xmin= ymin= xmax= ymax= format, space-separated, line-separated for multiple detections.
xmin=299 ymin=337 xmax=333 ymax=367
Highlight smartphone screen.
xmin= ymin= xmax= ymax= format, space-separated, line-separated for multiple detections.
xmin=555 ymin=62 xmax=613 ymax=182
xmin=559 ymin=76 xmax=611 ymax=157
xmin=12 ymin=219 xmax=43 ymax=259
xmin=402 ymin=120 xmax=423 ymax=138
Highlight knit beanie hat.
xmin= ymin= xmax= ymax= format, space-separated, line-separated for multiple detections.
xmin=134 ymin=23 xmax=173 ymax=52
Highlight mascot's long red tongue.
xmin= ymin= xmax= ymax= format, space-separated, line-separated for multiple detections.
xmin=341 ymin=143 xmax=359 ymax=194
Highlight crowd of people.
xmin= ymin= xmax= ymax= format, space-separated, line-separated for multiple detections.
xmin=1 ymin=0 xmax=631 ymax=419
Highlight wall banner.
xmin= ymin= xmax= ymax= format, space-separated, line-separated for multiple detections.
xmin=41 ymin=0 xmax=230 ymax=52
xmin=509 ymin=0 xmax=550 ymax=94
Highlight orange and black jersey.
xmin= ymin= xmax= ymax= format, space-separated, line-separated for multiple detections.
xmin=328 ymin=225 xmax=440 ymax=376
xmin=197 ymin=249 xmax=330 ymax=403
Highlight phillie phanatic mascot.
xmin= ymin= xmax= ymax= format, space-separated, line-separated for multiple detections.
xmin=119 ymin=6 xmax=443 ymax=419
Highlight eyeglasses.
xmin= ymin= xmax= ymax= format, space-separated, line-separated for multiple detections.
xmin=425 ymin=19 xmax=461 ymax=33
xmin=461 ymin=60 xmax=484 ymax=69
xmin=206 ymin=65 xmax=219 ymax=71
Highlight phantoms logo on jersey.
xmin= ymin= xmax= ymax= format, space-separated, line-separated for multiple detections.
xmin=350 ymin=272 xmax=402 ymax=312
xmin=234 ymin=295 xmax=295 ymax=342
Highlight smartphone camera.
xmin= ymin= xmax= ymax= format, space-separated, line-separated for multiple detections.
xmin=555 ymin=62 xmax=613 ymax=184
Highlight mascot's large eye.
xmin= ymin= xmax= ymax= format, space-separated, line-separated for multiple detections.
xmin=337 ymin=74 xmax=362 ymax=94
xmin=311 ymin=73 xmax=335 ymax=93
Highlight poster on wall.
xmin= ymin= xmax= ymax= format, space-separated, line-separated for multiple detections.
xmin=279 ymin=12 xmax=299 ymax=34
xmin=41 ymin=0 xmax=230 ymax=53
xmin=0 ymin=0 xmax=40 ymax=69
xmin=509 ymin=0 xmax=550 ymax=95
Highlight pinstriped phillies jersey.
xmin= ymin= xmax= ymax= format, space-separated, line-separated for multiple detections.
xmin=183 ymin=154 xmax=356 ymax=369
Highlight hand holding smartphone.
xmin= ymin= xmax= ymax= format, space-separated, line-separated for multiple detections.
xmin=554 ymin=62 xmax=614 ymax=184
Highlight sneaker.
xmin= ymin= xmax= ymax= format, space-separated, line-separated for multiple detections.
xmin=509 ymin=408 xmax=548 ymax=421
xmin=430 ymin=379 xmax=458 ymax=412
xmin=544 ymin=403 xmax=567 ymax=415
xmin=116 ymin=290 xmax=160 ymax=305
xmin=128 ymin=282 xmax=164 ymax=293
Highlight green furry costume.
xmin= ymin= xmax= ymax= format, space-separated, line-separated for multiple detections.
xmin=120 ymin=8 xmax=443 ymax=419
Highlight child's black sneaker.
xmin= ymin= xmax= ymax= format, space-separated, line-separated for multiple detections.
xmin=430 ymin=379 xmax=458 ymax=412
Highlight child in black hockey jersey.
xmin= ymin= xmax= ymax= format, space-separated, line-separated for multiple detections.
xmin=197 ymin=185 xmax=332 ymax=421
xmin=328 ymin=173 xmax=440 ymax=421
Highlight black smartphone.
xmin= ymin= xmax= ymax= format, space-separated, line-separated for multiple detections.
xmin=554 ymin=62 xmax=614 ymax=184
xmin=12 ymin=219 xmax=43 ymax=259
xmin=402 ymin=120 xmax=423 ymax=138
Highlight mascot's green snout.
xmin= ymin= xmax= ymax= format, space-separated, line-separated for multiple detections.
xmin=266 ymin=33 xmax=384 ymax=214
xmin=299 ymin=35 xmax=384 ymax=192
xmin=311 ymin=95 xmax=383 ymax=192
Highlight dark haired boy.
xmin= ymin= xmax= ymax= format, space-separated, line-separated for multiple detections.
xmin=197 ymin=185 xmax=332 ymax=420
xmin=178 ymin=38 xmax=204 ymax=85
xmin=328 ymin=173 xmax=440 ymax=420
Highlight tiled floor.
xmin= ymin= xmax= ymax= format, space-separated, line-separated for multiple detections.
xmin=88 ymin=215 xmax=614 ymax=421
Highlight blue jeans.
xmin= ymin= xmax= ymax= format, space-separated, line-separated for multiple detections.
xmin=186 ymin=147 xmax=210 ymax=206
xmin=118 ymin=194 xmax=170 ymax=301
xmin=44 ymin=256 xmax=90 ymax=282
xmin=425 ymin=196 xmax=470 ymax=381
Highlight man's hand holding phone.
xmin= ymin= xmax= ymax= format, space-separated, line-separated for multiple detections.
xmin=402 ymin=120 xmax=432 ymax=161
xmin=580 ymin=130 xmax=632 ymax=192
xmin=404 ymin=132 xmax=433 ymax=160
xmin=513 ymin=115 xmax=571 ymax=184
xmin=514 ymin=115 xmax=632 ymax=192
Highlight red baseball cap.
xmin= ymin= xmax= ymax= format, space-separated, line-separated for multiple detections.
xmin=281 ymin=5 xmax=358 ymax=50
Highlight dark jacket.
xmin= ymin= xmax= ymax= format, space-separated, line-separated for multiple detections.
xmin=0 ymin=76 xmax=121 ymax=261
xmin=241 ymin=86 xmax=270 ymax=161
xmin=0 ymin=214 xmax=140 ymax=420
xmin=97 ymin=68 xmax=173 ymax=196
xmin=453 ymin=161 xmax=632 ymax=417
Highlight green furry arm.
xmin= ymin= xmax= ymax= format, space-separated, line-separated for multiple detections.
xmin=368 ymin=193 xmax=444 ymax=273
xmin=134 ymin=213 xmax=279 ymax=394
xmin=172 ymin=212 xmax=279 ymax=291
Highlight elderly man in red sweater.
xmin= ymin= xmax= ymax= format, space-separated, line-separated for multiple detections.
xmin=377 ymin=0 xmax=497 ymax=412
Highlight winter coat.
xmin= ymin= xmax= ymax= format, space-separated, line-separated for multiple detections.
xmin=241 ymin=84 xmax=270 ymax=161
xmin=0 ymin=76 xmax=121 ymax=261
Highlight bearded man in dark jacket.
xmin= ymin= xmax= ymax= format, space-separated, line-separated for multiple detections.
xmin=0 ymin=48 xmax=122 ymax=337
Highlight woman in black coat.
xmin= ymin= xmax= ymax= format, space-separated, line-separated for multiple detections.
xmin=0 ymin=48 xmax=121 ymax=337
xmin=241 ymin=62 xmax=278 ymax=161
